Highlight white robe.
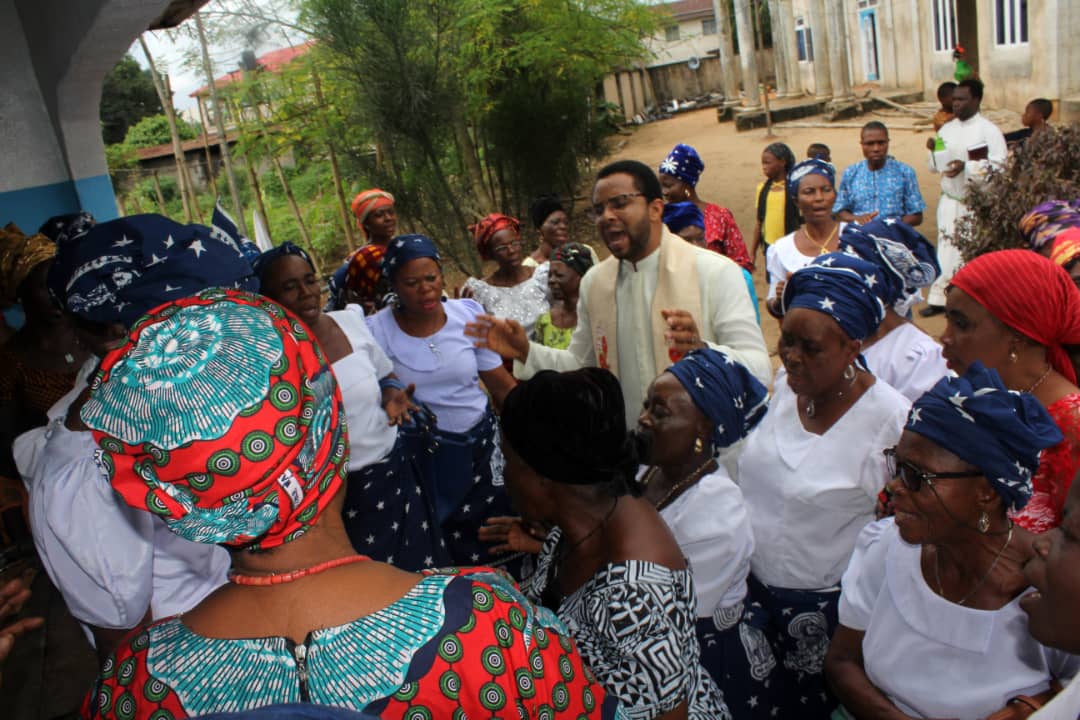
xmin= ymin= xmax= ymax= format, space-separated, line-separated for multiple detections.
xmin=926 ymin=113 xmax=1008 ymax=306
xmin=517 ymin=239 xmax=770 ymax=428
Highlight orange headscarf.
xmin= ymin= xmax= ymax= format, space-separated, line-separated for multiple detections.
xmin=350 ymin=189 xmax=395 ymax=233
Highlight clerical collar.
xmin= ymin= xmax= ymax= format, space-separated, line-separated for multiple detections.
xmin=622 ymin=240 xmax=662 ymax=273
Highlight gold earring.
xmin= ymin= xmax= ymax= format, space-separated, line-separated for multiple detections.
xmin=1009 ymin=350 xmax=1018 ymax=363
xmin=694 ymin=437 xmax=704 ymax=453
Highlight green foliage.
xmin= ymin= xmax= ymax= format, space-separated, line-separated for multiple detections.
xmin=100 ymin=54 xmax=162 ymax=145
xmin=104 ymin=143 xmax=139 ymax=187
xmin=953 ymin=124 xmax=1080 ymax=260
xmin=123 ymin=114 xmax=199 ymax=149
xmin=301 ymin=0 xmax=655 ymax=274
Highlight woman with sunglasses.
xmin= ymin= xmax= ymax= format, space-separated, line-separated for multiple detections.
xmin=463 ymin=213 xmax=549 ymax=337
xmin=825 ymin=364 xmax=1078 ymax=720
xmin=736 ymin=252 xmax=910 ymax=719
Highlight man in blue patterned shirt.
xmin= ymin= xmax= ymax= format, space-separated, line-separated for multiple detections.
xmin=834 ymin=122 xmax=926 ymax=227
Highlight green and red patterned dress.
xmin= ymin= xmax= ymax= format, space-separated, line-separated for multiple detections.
xmin=82 ymin=568 xmax=624 ymax=720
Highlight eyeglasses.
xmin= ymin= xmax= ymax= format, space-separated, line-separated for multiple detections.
xmin=491 ymin=240 xmax=523 ymax=255
xmin=586 ymin=192 xmax=645 ymax=222
xmin=883 ymin=447 xmax=981 ymax=492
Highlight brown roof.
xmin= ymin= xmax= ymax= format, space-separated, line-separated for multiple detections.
xmin=656 ymin=0 xmax=714 ymax=21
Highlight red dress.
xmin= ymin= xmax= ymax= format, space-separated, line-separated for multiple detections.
xmin=82 ymin=568 xmax=620 ymax=719
xmin=1010 ymin=394 xmax=1080 ymax=533
xmin=704 ymin=204 xmax=753 ymax=271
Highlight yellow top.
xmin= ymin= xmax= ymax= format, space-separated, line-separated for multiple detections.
xmin=757 ymin=181 xmax=788 ymax=246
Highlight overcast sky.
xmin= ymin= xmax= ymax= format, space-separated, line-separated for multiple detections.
xmin=132 ymin=1 xmax=307 ymax=114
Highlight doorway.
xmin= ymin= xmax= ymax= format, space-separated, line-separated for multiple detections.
xmin=858 ymin=5 xmax=881 ymax=82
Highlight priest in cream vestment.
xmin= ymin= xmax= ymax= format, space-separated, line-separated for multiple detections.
xmin=467 ymin=160 xmax=770 ymax=427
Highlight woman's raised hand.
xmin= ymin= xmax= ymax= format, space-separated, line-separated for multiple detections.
xmin=464 ymin=314 xmax=530 ymax=362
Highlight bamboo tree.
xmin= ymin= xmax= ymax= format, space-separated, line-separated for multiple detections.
xmin=194 ymin=11 xmax=247 ymax=235
xmin=138 ymin=35 xmax=194 ymax=222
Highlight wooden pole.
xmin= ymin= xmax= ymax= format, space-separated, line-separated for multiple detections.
xmin=196 ymin=96 xmax=220 ymax=199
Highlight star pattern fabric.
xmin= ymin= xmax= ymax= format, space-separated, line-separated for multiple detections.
xmin=781 ymin=253 xmax=885 ymax=341
xmin=47 ymin=214 xmax=258 ymax=327
xmin=665 ymin=348 xmax=768 ymax=450
xmin=839 ymin=219 xmax=939 ymax=311
xmin=658 ymin=144 xmax=706 ymax=187
xmin=905 ymin=362 xmax=1064 ymax=511
xmin=381 ymin=234 xmax=440 ymax=280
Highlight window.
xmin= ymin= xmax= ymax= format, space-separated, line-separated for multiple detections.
xmin=856 ymin=0 xmax=878 ymax=6
xmin=702 ymin=18 xmax=717 ymax=35
xmin=795 ymin=18 xmax=814 ymax=62
xmin=665 ymin=25 xmax=680 ymax=42
xmin=995 ymin=0 xmax=1028 ymax=45
xmin=931 ymin=0 xmax=957 ymax=52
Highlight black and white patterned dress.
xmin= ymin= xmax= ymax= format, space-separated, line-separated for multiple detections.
xmin=523 ymin=527 xmax=731 ymax=720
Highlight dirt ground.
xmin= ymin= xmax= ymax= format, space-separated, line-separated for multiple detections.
xmin=590 ymin=105 xmax=1011 ymax=366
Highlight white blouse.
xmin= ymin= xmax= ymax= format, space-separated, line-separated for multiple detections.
xmin=464 ymin=263 xmax=550 ymax=336
xmin=863 ymin=321 xmax=950 ymax=404
xmin=737 ymin=378 xmax=908 ymax=589
xmin=765 ymin=223 xmax=849 ymax=300
xmin=656 ymin=465 xmax=755 ymax=616
xmin=328 ymin=305 xmax=397 ymax=471
xmin=840 ymin=519 xmax=1079 ymax=720
xmin=22 ymin=418 xmax=227 ymax=638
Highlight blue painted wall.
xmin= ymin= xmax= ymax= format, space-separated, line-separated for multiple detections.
xmin=0 ymin=174 xmax=117 ymax=230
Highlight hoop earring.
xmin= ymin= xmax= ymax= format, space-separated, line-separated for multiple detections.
xmin=977 ymin=511 xmax=990 ymax=533
xmin=694 ymin=437 xmax=704 ymax=453
xmin=843 ymin=364 xmax=856 ymax=381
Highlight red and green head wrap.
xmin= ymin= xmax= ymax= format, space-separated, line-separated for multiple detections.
xmin=80 ymin=288 xmax=348 ymax=550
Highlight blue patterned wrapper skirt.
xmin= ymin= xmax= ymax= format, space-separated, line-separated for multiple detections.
xmin=341 ymin=433 xmax=451 ymax=572
xmin=403 ymin=408 xmax=522 ymax=577
xmin=697 ymin=596 xmax=779 ymax=720
xmin=746 ymin=575 xmax=841 ymax=720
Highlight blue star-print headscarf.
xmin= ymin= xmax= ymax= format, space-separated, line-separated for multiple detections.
xmin=787 ymin=158 xmax=836 ymax=201
xmin=782 ymin=252 xmax=886 ymax=341
xmin=906 ymin=363 xmax=1063 ymax=511
xmin=381 ymin=234 xmax=441 ymax=280
xmin=47 ymin=213 xmax=259 ymax=328
xmin=659 ymin=144 xmax=705 ymax=187
xmin=666 ymin=348 xmax=769 ymax=449
xmin=839 ymin=218 xmax=940 ymax=310
xmin=663 ymin=201 xmax=705 ymax=234
xmin=253 ymin=241 xmax=313 ymax=280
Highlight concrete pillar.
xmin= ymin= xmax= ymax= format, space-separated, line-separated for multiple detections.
xmin=712 ymin=0 xmax=742 ymax=107
xmin=778 ymin=0 xmax=803 ymax=96
xmin=807 ymin=0 xmax=833 ymax=99
xmin=767 ymin=0 xmax=792 ymax=98
xmin=0 ymin=0 xmax=187 ymax=229
xmin=825 ymin=0 xmax=853 ymax=100
xmin=733 ymin=0 xmax=761 ymax=109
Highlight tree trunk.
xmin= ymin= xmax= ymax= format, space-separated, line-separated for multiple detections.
xmin=166 ymin=74 xmax=203 ymax=221
xmin=139 ymin=36 xmax=194 ymax=222
xmin=452 ymin=117 xmax=493 ymax=216
xmin=311 ymin=70 xmax=356 ymax=250
xmin=271 ymin=155 xmax=316 ymax=268
xmin=194 ymin=12 xmax=247 ymax=235
xmin=151 ymin=171 xmax=168 ymax=214
xmin=196 ymin=97 xmax=220 ymax=199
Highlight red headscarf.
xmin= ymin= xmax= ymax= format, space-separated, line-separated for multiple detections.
xmin=469 ymin=213 xmax=521 ymax=261
xmin=350 ymin=189 xmax=395 ymax=233
xmin=81 ymin=289 xmax=348 ymax=551
xmin=345 ymin=244 xmax=386 ymax=302
xmin=1050 ymin=228 xmax=1080 ymax=269
xmin=951 ymin=249 xmax=1080 ymax=383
